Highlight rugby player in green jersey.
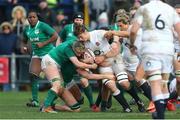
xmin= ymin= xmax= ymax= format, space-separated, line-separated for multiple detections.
xmin=40 ymin=40 xmax=114 ymax=113
xmin=21 ymin=10 xmax=58 ymax=107
xmin=57 ymin=12 xmax=100 ymax=112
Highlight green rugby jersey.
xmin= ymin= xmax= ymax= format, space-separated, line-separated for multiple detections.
xmin=109 ymin=23 xmax=120 ymax=31
xmin=59 ymin=23 xmax=77 ymax=42
xmin=48 ymin=40 xmax=75 ymax=66
xmin=23 ymin=21 xmax=55 ymax=57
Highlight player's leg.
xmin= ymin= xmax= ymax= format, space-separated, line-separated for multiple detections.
xmin=66 ymin=80 xmax=84 ymax=105
xmin=112 ymin=60 xmax=145 ymax=112
xmin=61 ymin=63 xmax=84 ymax=106
xmin=147 ymin=70 xmax=164 ymax=119
xmin=100 ymin=84 xmax=111 ymax=111
xmin=41 ymin=55 xmax=80 ymax=113
xmin=80 ymin=77 xmax=100 ymax=111
xmin=95 ymin=80 xmax=102 ymax=107
xmin=99 ymin=67 xmax=132 ymax=112
xmin=135 ymin=63 xmax=152 ymax=101
xmin=26 ymin=57 xmax=41 ymax=107
xmin=174 ymin=58 xmax=180 ymax=107
xmin=143 ymin=56 xmax=168 ymax=119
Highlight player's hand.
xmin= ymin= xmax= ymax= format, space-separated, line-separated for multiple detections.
xmin=130 ymin=45 xmax=137 ymax=55
xmin=91 ymin=63 xmax=98 ymax=69
xmin=95 ymin=55 xmax=105 ymax=64
xmin=20 ymin=46 xmax=28 ymax=54
xmin=104 ymin=31 xmax=114 ymax=39
xmin=35 ymin=42 xmax=46 ymax=48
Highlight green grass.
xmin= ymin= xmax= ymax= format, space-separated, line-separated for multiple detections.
xmin=0 ymin=92 xmax=180 ymax=119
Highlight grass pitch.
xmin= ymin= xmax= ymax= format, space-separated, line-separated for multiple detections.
xmin=0 ymin=92 xmax=180 ymax=119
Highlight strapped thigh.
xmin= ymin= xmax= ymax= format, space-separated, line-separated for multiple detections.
xmin=146 ymin=70 xmax=162 ymax=81
xmin=116 ymin=72 xmax=129 ymax=84
xmin=175 ymin=70 xmax=180 ymax=77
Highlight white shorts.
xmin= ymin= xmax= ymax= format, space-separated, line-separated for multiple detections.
xmin=99 ymin=66 xmax=113 ymax=73
xmin=112 ymin=54 xmax=126 ymax=75
xmin=32 ymin=55 xmax=43 ymax=59
xmin=41 ymin=54 xmax=60 ymax=70
xmin=142 ymin=54 xmax=173 ymax=73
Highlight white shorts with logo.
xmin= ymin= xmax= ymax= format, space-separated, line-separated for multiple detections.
xmin=98 ymin=54 xmax=126 ymax=74
xmin=142 ymin=54 xmax=173 ymax=73
xmin=41 ymin=54 xmax=60 ymax=70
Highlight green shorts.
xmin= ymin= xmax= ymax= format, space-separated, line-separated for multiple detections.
xmin=61 ymin=62 xmax=77 ymax=86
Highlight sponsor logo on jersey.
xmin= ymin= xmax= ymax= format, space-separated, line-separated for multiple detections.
xmin=94 ymin=50 xmax=101 ymax=56
xmin=35 ymin=29 xmax=39 ymax=34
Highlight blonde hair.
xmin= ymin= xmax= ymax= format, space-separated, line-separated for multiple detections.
xmin=11 ymin=6 xmax=28 ymax=28
xmin=72 ymin=41 xmax=85 ymax=53
xmin=11 ymin=5 xmax=26 ymax=19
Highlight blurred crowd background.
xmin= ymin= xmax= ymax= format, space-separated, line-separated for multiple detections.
xmin=0 ymin=0 xmax=179 ymax=91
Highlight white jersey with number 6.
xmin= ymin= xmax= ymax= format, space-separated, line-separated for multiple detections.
xmin=134 ymin=0 xmax=180 ymax=56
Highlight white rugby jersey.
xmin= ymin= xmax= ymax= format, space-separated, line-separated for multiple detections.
xmin=134 ymin=0 xmax=180 ymax=55
xmin=84 ymin=30 xmax=111 ymax=56
xmin=122 ymin=26 xmax=139 ymax=71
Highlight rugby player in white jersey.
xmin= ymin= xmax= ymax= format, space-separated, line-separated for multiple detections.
xmin=74 ymin=24 xmax=133 ymax=112
xmin=130 ymin=0 xmax=180 ymax=119
xmin=74 ymin=24 xmax=147 ymax=112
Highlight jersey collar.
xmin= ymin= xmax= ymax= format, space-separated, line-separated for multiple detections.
xmin=29 ymin=21 xmax=40 ymax=29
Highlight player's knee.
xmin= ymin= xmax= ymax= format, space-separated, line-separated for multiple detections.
xmin=119 ymin=81 xmax=130 ymax=90
xmin=103 ymin=79 xmax=117 ymax=91
xmin=29 ymin=73 xmax=39 ymax=80
xmin=50 ymin=78 xmax=64 ymax=94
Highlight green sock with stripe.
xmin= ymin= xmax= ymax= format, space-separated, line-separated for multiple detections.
xmin=44 ymin=89 xmax=58 ymax=108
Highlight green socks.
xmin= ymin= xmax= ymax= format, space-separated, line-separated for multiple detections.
xmin=44 ymin=89 xmax=58 ymax=107
xmin=83 ymin=85 xmax=94 ymax=106
xmin=31 ymin=79 xmax=39 ymax=102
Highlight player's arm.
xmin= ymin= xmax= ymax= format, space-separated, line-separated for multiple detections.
xmin=70 ymin=56 xmax=97 ymax=69
xmin=76 ymin=68 xmax=115 ymax=80
xmin=37 ymin=31 xmax=58 ymax=48
xmin=55 ymin=37 xmax=62 ymax=46
xmin=36 ymin=23 xmax=58 ymax=48
xmin=130 ymin=21 xmax=140 ymax=46
xmin=104 ymin=30 xmax=129 ymax=40
xmin=106 ymin=35 xmax=120 ymax=57
xmin=95 ymin=35 xmax=120 ymax=64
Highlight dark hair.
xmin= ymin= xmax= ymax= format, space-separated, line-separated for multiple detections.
xmin=175 ymin=4 xmax=180 ymax=8
xmin=28 ymin=9 xmax=42 ymax=20
xmin=73 ymin=24 xmax=86 ymax=36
